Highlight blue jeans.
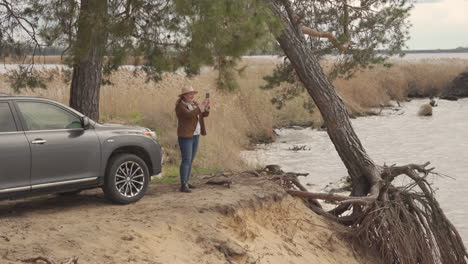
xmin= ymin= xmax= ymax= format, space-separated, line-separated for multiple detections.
xmin=178 ymin=135 xmax=200 ymax=185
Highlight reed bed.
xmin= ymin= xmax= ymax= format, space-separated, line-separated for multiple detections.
xmin=0 ymin=57 xmax=466 ymax=171
xmin=333 ymin=59 xmax=467 ymax=107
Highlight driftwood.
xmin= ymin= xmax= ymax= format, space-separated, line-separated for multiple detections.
xmin=258 ymin=164 xmax=468 ymax=264
xmin=288 ymin=145 xmax=310 ymax=151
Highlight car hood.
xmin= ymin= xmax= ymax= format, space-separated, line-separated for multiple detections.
xmin=94 ymin=122 xmax=147 ymax=132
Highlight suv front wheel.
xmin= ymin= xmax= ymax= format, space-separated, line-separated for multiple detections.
xmin=103 ymin=153 xmax=150 ymax=204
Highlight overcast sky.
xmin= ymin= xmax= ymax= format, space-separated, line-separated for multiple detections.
xmin=408 ymin=0 xmax=468 ymax=49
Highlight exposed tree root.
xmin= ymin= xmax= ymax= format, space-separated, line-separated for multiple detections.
xmin=23 ymin=257 xmax=53 ymax=264
xmin=256 ymin=163 xmax=468 ymax=264
xmin=22 ymin=256 xmax=78 ymax=264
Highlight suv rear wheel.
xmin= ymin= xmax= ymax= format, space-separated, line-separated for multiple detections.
xmin=103 ymin=153 xmax=150 ymax=204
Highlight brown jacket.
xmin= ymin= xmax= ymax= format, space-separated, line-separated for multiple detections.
xmin=175 ymin=100 xmax=209 ymax=138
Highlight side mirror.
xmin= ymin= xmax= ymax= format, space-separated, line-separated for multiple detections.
xmin=81 ymin=116 xmax=90 ymax=130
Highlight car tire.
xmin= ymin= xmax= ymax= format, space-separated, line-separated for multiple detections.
xmin=102 ymin=153 xmax=150 ymax=204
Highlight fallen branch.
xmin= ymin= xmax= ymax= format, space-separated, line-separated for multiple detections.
xmin=206 ymin=179 xmax=232 ymax=188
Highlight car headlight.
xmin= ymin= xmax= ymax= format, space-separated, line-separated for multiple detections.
xmin=143 ymin=129 xmax=158 ymax=141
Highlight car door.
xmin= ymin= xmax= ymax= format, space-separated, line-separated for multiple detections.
xmin=0 ymin=101 xmax=31 ymax=194
xmin=15 ymin=100 xmax=101 ymax=187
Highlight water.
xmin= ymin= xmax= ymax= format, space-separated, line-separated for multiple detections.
xmin=244 ymin=99 xmax=468 ymax=247
xmin=243 ymin=53 xmax=468 ymax=61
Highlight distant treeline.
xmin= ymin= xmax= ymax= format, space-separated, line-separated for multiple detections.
xmin=402 ymin=47 xmax=468 ymax=53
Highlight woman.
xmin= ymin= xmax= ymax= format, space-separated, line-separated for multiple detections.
xmin=175 ymin=86 xmax=210 ymax=193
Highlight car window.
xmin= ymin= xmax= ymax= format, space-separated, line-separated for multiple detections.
xmin=0 ymin=103 xmax=17 ymax=132
xmin=17 ymin=101 xmax=82 ymax=131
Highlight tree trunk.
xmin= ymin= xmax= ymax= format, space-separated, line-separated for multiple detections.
xmin=269 ymin=3 xmax=382 ymax=197
xmin=69 ymin=0 xmax=108 ymax=121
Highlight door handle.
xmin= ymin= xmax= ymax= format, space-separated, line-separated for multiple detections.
xmin=31 ymin=139 xmax=47 ymax=144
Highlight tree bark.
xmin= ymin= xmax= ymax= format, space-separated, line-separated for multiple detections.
xmin=269 ymin=2 xmax=382 ymax=197
xmin=69 ymin=0 xmax=108 ymax=121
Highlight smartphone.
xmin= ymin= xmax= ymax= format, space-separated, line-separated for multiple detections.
xmin=206 ymin=92 xmax=210 ymax=99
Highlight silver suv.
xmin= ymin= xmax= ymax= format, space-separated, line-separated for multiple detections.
xmin=0 ymin=93 xmax=162 ymax=204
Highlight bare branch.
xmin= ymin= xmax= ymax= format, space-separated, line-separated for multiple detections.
xmin=1 ymin=0 xmax=41 ymax=48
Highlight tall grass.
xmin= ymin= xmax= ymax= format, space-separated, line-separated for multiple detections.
xmin=0 ymin=59 xmax=292 ymax=172
xmin=0 ymin=57 xmax=466 ymax=172
xmin=333 ymin=59 xmax=467 ymax=107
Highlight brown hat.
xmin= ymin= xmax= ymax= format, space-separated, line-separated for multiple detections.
xmin=179 ymin=86 xmax=198 ymax=97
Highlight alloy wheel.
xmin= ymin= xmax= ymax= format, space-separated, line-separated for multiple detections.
xmin=114 ymin=161 xmax=145 ymax=198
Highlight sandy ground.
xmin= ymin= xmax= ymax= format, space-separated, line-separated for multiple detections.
xmin=0 ymin=173 xmax=378 ymax=264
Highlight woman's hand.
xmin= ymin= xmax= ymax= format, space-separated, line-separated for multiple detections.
xmin=200 ymin=98 xmax=211 ymax=116
xmin=197 ymin=98 xmax=207 ymax=112
xmin=201 ymin=98 xmax=210 ymax=109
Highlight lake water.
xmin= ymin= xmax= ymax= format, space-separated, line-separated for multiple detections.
xmin=247 ymin=52 xmax=468 ymax=61
xmin=244 ymin=99 xmax=468 ymax=248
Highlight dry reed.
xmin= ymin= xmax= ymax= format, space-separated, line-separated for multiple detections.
xmin=0 ymin=57 xmax=466 ymax=171
xmin=333 ymin=59 xmax=466 ymax=107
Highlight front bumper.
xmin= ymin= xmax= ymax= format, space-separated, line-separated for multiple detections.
xmin=149 ymin=142 xmax=163 ymax=176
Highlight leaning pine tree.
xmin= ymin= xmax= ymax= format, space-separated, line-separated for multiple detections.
xmin=264 ymin=1 xmax=467 ymax=263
